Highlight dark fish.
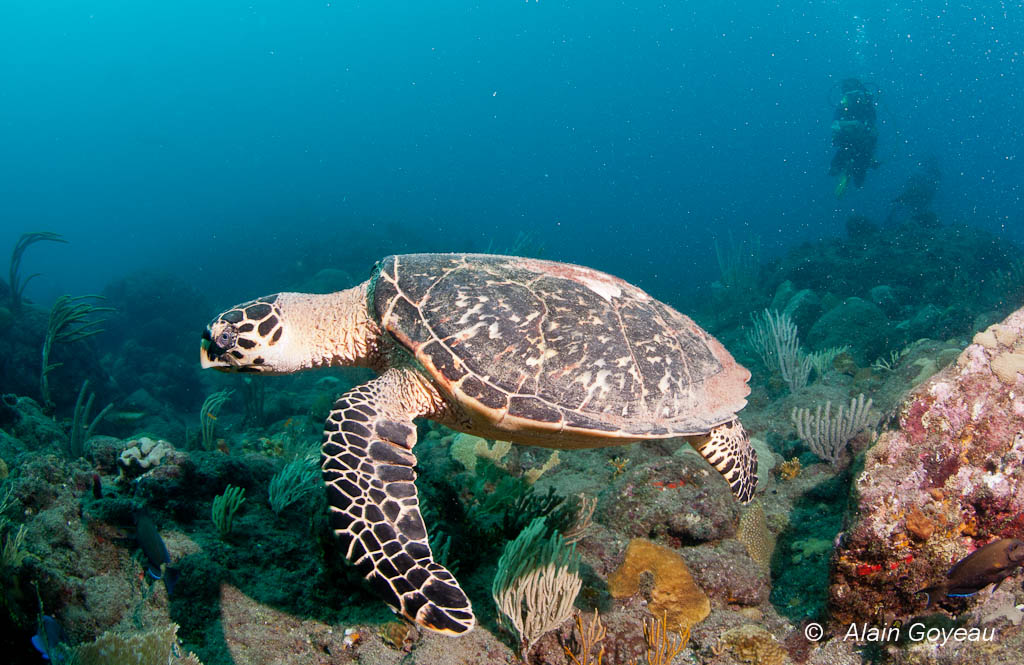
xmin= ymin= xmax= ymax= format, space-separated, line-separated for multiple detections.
xmin=31 ymin=614 xmax=68 ymax=662
xmin=918 ymin=538 xmax=1024 ymax=607
xmin=133 ymin=508 xmax=180 ymax=596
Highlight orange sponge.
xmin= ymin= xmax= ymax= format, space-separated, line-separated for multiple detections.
xmin=607 ymin=539 xmax=710 ymax=628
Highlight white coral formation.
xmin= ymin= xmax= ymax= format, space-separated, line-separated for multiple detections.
xmin=967 ymin=321 xmax=1024 ymax=385
xmin=448 ymin=432 xmax=561 ymax=483
xmin=450 ymin=433 xmax=510 ymax=470
xmin=118 ymin=436 xmax=174 ymax=477
xmin=791 ymin=394 xmax=875 ymax=465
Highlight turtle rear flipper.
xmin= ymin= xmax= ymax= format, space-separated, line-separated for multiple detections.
xmin=689 ymin=420 xmax=758 ymax=503
xmin=321 ymin=368 xmax=474 ymax=634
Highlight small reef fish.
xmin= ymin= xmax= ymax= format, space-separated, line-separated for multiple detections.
xmin=133 ymin=508 xmax=181 ymax=596
xmin=918 ymin=538 xmax=1024 ymax=607
xmin=31 ymin=615 xmax=68 ymax=662
xmin=105 ymin=410 xmax=146 ymax=424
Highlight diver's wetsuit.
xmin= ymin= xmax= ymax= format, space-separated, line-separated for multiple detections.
xmin=829 ymin=82 xmax=878 ymax=192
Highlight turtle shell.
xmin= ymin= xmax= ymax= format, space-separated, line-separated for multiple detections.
xmin=370 ymin=253 xmax=749 ymax=443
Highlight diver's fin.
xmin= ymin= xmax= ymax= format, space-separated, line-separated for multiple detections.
xmin=835 ymin=173 xmax=850 ymax=198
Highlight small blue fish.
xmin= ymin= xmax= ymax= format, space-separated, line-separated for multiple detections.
xmin=133 ymin=508 xmax=181 ymax=596
xmin=31 ymin=615 xmax=68 ymax=662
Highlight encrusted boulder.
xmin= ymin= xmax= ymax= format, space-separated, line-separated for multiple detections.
xmin=770 ymin=280 xmax=797 ymax=313
xmin=808 ymin=297 xmax=892 ymax=365
xmin=598 ymin=451 xmax=740 ymax=546
xmin=683 ymin=539 xmax=771 ymax=607
xmin=4 ymin=395 xmax=66 ymax=451
xmin=829 ymin=305 xmax=1024 ymax=627
xmin=768 ymin=282 xmax=822 ymax=333
xmin=868 ymin=284 xmax=899 ymax=317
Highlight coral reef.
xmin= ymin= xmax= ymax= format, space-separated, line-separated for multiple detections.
xmin=450 ymin=432 xmax=512 ymax=471
xmin=830 ymin=304 xmax=1024 ymax=628
xmin=3 ymin=211 xmax=1024 ymax=665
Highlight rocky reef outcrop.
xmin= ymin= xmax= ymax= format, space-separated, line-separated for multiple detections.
xmin=830 ymin=304 xmax=1024 ymax=631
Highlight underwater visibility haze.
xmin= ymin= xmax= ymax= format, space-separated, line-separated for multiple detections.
xmin=1 ymin=1 xmax=1024 ymax=664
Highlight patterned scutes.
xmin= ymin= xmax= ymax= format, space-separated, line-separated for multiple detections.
xmin=373 ymin=254 xmax=742 ymax=434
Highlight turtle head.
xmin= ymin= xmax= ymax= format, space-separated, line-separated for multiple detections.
xmin=201 ymin=286 xmax=379 ymax=374
xmin=201 ymin=295 xmax=298 ymax=374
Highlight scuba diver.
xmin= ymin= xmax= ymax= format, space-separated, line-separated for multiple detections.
xmin=829 ymin=78 xmax=879 ymax=198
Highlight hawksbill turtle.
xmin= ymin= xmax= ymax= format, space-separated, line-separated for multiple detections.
xmin=200 ymin=253 xmax=756 ymax=635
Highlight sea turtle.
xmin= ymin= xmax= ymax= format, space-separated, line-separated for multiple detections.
xmin=200 ymin=253 xmax=756 ymax=635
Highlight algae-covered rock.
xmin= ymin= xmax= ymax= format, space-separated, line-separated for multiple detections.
xmin=683 ymin=539 xmax=771 ymax=607
xmin=901 ymin=303 xmax=944 ymax=340
xmin=769 ymin=280 xmax=797 ymax=312
xmin=599 ymin=452 xmax=739 ymax=545
xmin=783 ymin=288 xmax=822 ymax=333
xmin=869 ymin=284 xmax=899 ymax=317
xmin=70 ymin=622 xmax=202 ymax=665
xmin=7 ymin=396 xmax=67 ymax=451
xmin=830 ymin=304 xmax=1024 ymax=628
xmin=808 ymin=297 xmax=892 ymax=364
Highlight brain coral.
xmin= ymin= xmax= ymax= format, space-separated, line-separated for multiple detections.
xmin=737 ymin=502 xmax=775 ymax=568
xmin=713 ymin=624 xmax=787 ymax=665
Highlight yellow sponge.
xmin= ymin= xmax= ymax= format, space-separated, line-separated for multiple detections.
xmin=607 ymin=539 xmax=710 ymax=628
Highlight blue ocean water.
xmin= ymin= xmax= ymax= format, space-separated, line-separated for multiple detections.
xmin=2 ymin=1 xmax=1020 ymax=306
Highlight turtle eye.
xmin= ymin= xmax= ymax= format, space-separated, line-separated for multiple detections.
xmin=216 ymin=325 xmax=239 ymax=350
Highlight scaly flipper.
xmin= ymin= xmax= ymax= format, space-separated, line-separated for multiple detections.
xmin=320 ymin=368 xmax=474 ymax=634
xmin=689 ymin=419 xmax=758 ymax=503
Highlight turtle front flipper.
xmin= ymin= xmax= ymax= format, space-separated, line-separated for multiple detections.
xmin=321 ymin=368 xmax=474 ymax=634
xmin=688 ymin=420 xmax=758 ymax=503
